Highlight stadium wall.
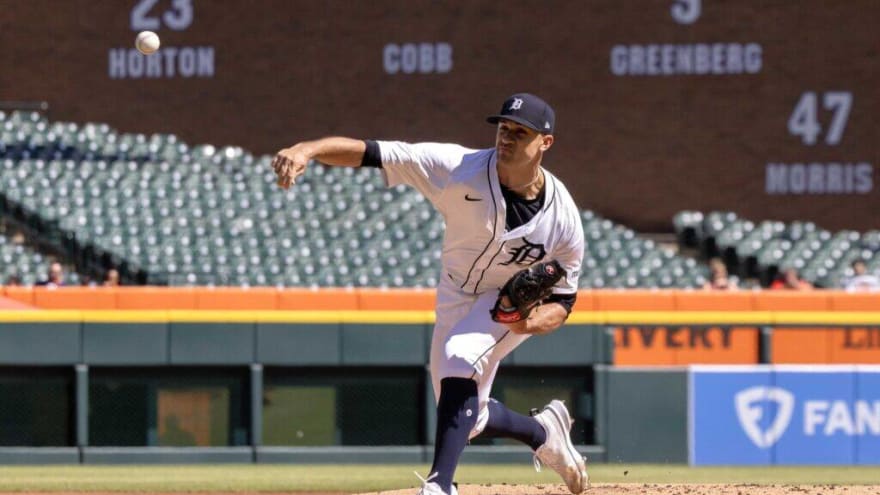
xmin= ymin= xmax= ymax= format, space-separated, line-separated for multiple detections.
xmin=4 ymin=286 xmax=880 ymax=311
xmin=0 ymin=307 xmax=878 ymax=464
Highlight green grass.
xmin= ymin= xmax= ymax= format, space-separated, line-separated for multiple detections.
xmin=0 ymin=464 xmax=878 ymax=492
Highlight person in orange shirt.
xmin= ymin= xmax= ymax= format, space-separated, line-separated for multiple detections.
xmin=770 ymin=267 xmax=813 ymax=290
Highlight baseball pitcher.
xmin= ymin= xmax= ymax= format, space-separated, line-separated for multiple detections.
xmin=272 ymin=93 xmax=587 ymax=494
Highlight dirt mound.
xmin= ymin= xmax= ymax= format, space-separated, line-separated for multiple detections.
xmin=362 ymin=483 xmax=880 ymax=495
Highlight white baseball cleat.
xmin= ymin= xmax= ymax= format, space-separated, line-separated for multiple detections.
xmin=414 ymin=471 xmax=458 ymax=495
xmin=532 ymin=400 xmax=590 ymax=493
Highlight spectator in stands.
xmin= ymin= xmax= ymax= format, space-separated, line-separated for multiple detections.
xmin=770 ymin=267 xmax=813 ymax=290
xmin=36 ymin=262 xmax=64 ymax=288
xmin=702 ymin=257 xmax=738 ymax=290
xmin=842 ymin=260 xmax=880 ymax=292
xmin=103 ymin=269 xmax=120 ymax=287
xmin=10 ymin=231 xmax=25 ymax=245
xmin=4 ymin=274 xmax=21 ymax=286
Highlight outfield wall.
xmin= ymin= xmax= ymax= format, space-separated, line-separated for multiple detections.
xmin=0 ymin=311 xmax=606 ymax=464
xmin=0 ymin=308 xmax=878 ymax=464
xmin=6 ymin=287 xmax=880 ymax=312
xmin=4 ymin=287 xmax=880 ymax=366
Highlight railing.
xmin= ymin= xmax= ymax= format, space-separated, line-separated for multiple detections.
xmin=3 ymin=286 xmax=879 ymax=311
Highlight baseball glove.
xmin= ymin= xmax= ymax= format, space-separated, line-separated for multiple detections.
xmin=490 ymin=260 xmax=566 ymax=323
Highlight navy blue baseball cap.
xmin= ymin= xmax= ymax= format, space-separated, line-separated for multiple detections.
xmin=487 ymin=93 xmax=555 ymax=134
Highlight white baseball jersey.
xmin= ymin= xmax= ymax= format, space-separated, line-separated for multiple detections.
xmin=378 ymin=141 xmax=584 ymax=296
xmin=376 ymin=140 xmax=585 ymax=437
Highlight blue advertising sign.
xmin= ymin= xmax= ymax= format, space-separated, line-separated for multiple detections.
xmin=774 ymin=370 xmax=856 ymax=465
xmin=857 ymin=371 xmax=880 ymax=464
xmin=690 ymin=365 xmax=880 ymax=465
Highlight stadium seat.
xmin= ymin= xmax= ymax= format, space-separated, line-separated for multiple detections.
xmin=0 ymin=116 xmax=714 ymax=288
xmin=675 ymin=210 xmax=878 ymax=288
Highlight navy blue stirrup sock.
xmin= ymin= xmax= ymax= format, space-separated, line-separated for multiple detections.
xmin=480 ymin=398 xmax=547 ymax=451
xmin=429 ymin=377 xmax=479 ymax=493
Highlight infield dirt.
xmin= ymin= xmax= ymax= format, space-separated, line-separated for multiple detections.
xmin=5 ymin=485 xmax=880 ymax=495
xmin=363 ymin=483 xmax=880 ymax=495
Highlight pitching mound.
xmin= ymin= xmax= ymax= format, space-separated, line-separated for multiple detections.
xmin=362 ymin=483 xmax=880 ymax=495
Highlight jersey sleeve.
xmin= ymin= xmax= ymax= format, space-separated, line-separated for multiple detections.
xmin=553 ymin=215 xmax=585 ymax=295
xmin=376 ymin=141 xmax=470 ymax=203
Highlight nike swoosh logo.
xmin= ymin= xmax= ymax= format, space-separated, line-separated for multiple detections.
xmin=465 ymin=194 xmax=482 ymax=201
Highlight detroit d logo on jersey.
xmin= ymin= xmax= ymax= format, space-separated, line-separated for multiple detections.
xmin=501 ymin=238 xmax=546 ymax=266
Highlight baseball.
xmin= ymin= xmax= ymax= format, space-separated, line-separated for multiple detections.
xmin=135 ymin=31 xmax=160 ymax=55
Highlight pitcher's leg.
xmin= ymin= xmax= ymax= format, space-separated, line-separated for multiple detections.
xmin=423 ymin=284 xmax=481 ymax=494
xmin=439 ymin=291 xmax=533 ymax=439
xmin=425 ymin=290 xmax=533 ymax=493
xmin=481 ymin=399 xmax=547 ymax=449
xmin=425 ymin=377 xmax=478 ymax=494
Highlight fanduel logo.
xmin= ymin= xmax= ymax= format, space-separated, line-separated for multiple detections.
xmin=735 ymin=386 xmax=795 ymax=448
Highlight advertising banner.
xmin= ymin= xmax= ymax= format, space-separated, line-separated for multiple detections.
xmin=690 ymin=365 xmax=880 ymax=465
xmin=614 ymin=326 xmax=759 ymax=365
xmin=772 ymin=327 xmax=880 ymax=364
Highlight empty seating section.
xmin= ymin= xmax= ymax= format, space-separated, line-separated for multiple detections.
xmin=0 ymin=230 xmax=80 ymax=286
xmin=1 ymin=110 xmax=702 ymax=288
xmin=579 ymin=211 xmax=704 ymax=288
xmin=674 ymin=210 xmax=880 ymax=288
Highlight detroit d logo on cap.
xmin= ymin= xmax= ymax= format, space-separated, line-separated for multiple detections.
xmin=509 ymin=98 xmax=524 ymax=110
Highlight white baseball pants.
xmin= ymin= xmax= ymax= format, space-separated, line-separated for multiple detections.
xmin=430 ymin=277 xmax=531 ymax=439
